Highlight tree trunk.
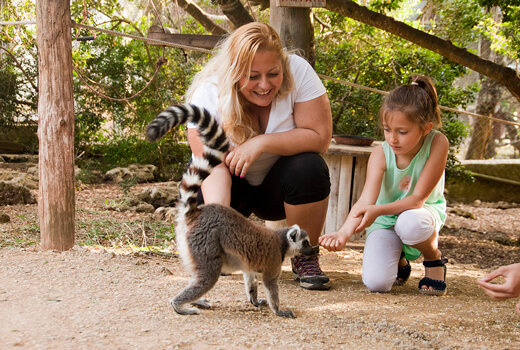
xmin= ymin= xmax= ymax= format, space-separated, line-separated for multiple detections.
xmin=36 ymin=0 xmax=75 ymax=251
xmin=465 ymin=76 xmax=501 ymax=159
xmin=270 ymin=0 xmax=315 ymax=66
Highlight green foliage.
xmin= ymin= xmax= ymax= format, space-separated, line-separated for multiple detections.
xmin=1 ymin=0 xmax=203 ymax=173
xmin=119 ymin=176 xmax=138 ymax=196
xmin=76 ymin=133 xmax=190 ymax=181
xmin=314 ymin=11 xmax=479 ymax=182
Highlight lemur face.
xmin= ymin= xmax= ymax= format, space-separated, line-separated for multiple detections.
xmin=286 ymin=225 xmax=314 ymax=256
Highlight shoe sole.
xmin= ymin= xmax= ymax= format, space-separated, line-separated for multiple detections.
xmin=419 ymin=288 xmax=447 ymax=296
xmin=299 ymin=281 xmax=331 ymax=290
xmin=293 ymin=272 xmax=331 ymax=290
xmin=292 ymin=272 xmax=330 ymax=284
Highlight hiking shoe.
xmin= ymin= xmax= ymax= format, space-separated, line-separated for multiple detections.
xmin=291 ymin=246 xmax=330 ymax=290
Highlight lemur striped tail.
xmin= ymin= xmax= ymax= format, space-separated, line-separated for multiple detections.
xmin=145 ymin=104 xmax=229 ymax=215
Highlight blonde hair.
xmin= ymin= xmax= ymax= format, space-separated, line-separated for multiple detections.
xmin=380 ymin=75 xmax=442 ymax=130
xmin=186 ymin=22 xmax=294 ymax=144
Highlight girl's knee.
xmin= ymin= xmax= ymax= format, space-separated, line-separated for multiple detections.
xmin=395 ymin=209 xmax=434 ymax=245
xmin=362 ymin=273 xmax=393 ymax=293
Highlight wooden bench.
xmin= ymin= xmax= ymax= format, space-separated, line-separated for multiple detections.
xmin=321 ymin=141 xmax=378 ymax=240
xmin=266 ymin=141 xmax=378 ymax=241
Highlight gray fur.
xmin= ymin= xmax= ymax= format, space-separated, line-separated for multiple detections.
xmin=146 ymin=104 xmax=313 ymax=318
xmin=172 ymin=205 xmax=314 ymax=318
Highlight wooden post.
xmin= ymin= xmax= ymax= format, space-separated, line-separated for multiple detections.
xmin=36 ymin=0 xmax=75 ymax=250
xmin=269 ymin=0 xmax=315 ymax=66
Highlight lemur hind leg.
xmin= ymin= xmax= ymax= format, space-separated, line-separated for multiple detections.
xmin=171 ymin=266 xmax=220 ymax=315
xmin=262 ymin=273 xmax=296 ymax=318
xmin=243 ymin=273 xmax=267 ymax=307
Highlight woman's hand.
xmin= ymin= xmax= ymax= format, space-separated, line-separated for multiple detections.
xmin=225 ymin=137 xmax=263 ymax=178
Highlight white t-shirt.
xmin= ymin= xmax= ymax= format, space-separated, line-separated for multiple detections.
xmin=189 ymin=54 xmax=327 ymax=185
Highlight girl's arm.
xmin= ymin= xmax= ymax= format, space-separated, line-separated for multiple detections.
xmin=319 ymin=145 xmax=386 ymax=251
xmin=187 ymin=128 xmax=232 ymax=206
xmin=359 ymin=132 xmax=449 ymax=224
xmin=226 ymin=94 xmax=333 ymax=177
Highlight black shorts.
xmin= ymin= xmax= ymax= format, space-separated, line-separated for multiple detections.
xmin=196 ymin=152 xmax=330 ymax=221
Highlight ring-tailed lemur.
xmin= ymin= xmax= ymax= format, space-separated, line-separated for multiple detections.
xmin=146 ymin=104 xmax=314 ymax=318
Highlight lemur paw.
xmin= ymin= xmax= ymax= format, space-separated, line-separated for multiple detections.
xmin=171 ymin=298 xmax=200 ymax=315
xmin=276 ymin=310 xmax=296 ymax=318
xmin=251 ymin=299 xmax=268 ymax=307
xmin=192 ymin=298 xmax=212 ymax=309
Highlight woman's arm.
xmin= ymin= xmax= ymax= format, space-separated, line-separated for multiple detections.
xmin=226 ymin=93 xmax=332 ymax=177
xmin=187 ymin=128 xmax=232 ymax=205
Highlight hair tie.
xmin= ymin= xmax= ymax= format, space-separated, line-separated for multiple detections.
xmin=411 ymin=82 xmax=419 ymax=86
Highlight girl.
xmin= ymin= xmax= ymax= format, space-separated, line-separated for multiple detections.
xmin=320 ymin=75 xmax=449 ymax=295
xmin=185 ymin=23 xmax=333 ymax=290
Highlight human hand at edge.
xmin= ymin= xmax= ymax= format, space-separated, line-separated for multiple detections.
xmin=477 ymin=263 xmax=520 ymax=301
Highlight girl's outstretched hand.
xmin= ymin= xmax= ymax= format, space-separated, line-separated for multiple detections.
xmin=319 ymin=232 xmax=350 ymax=252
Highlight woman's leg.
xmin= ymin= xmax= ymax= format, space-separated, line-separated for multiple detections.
xmin=256 ymin=152 xmax=330 ymax=235
xmin=284 ymin=198 xmax=328 ymax=246
xmin=255 ymin=153 xmax=331 ymax=290
xmin=362 ymin=228 xmax=403 ymax=292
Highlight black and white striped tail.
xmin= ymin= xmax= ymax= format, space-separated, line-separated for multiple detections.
xmin=145 ymin=104 xmax=229 ymax=215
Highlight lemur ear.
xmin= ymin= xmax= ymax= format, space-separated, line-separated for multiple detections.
xmin=287 ymin=224 xmax=300 ymax=242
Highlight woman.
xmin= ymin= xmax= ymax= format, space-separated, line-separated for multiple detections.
xmin=186 ymin=22 xmax=332 ymax=290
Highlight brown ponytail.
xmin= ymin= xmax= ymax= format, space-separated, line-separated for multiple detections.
xmin=380 ymin=75 xmax=442 ymax=129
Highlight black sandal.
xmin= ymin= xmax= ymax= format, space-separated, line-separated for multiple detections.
xmin=418 ymin=258 xmax=448 ymax=296
xmin=394 ymin=251 xmax=411 ymax=286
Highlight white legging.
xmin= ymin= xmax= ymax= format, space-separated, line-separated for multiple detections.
xmin=362 ymin=208 xmax=436 ymax=292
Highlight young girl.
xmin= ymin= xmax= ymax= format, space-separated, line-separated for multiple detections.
xmin=320 ymin=75 xmax=449 ymax=295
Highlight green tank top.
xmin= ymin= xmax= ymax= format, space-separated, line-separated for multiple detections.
xmin=366 ymin=130 xmax=447 ymax=260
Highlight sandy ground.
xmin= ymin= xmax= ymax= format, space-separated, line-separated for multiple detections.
xmin=1 ymin=243 xmax=520 ymax=349
xmin=1 ymin=173 xmax=520 ymax=349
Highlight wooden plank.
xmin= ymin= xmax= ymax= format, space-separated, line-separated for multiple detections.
xmin=322 ymin=153 xmax=340 ymax=234
xmin=350 ymin=157 xmax=369 ymax=241
xmin=326 ymin=141 xmax=378 ymax=158
xmin=336 ymin=155 xmax=353 ymax=231
xmin=147 ymin=28 xmax=223 ymax=49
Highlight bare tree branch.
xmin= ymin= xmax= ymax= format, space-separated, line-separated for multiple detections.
xmin=214 ymin=0 xmax=254 ymax=28
xmin=175 ymin=0 xmax=228 ymax=35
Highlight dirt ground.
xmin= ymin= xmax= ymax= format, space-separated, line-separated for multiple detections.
xmin=1 ymin=178 xmax=520 ymax=349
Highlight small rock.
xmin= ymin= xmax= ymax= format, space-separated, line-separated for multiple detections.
xmin=0 ymin=181 xmax=37 ymax=205
xmin=0 ymin=213 xmax=10 ymax=223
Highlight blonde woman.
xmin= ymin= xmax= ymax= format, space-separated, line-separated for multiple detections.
xmin=185 ymin=22 xmax=333 ymax=290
